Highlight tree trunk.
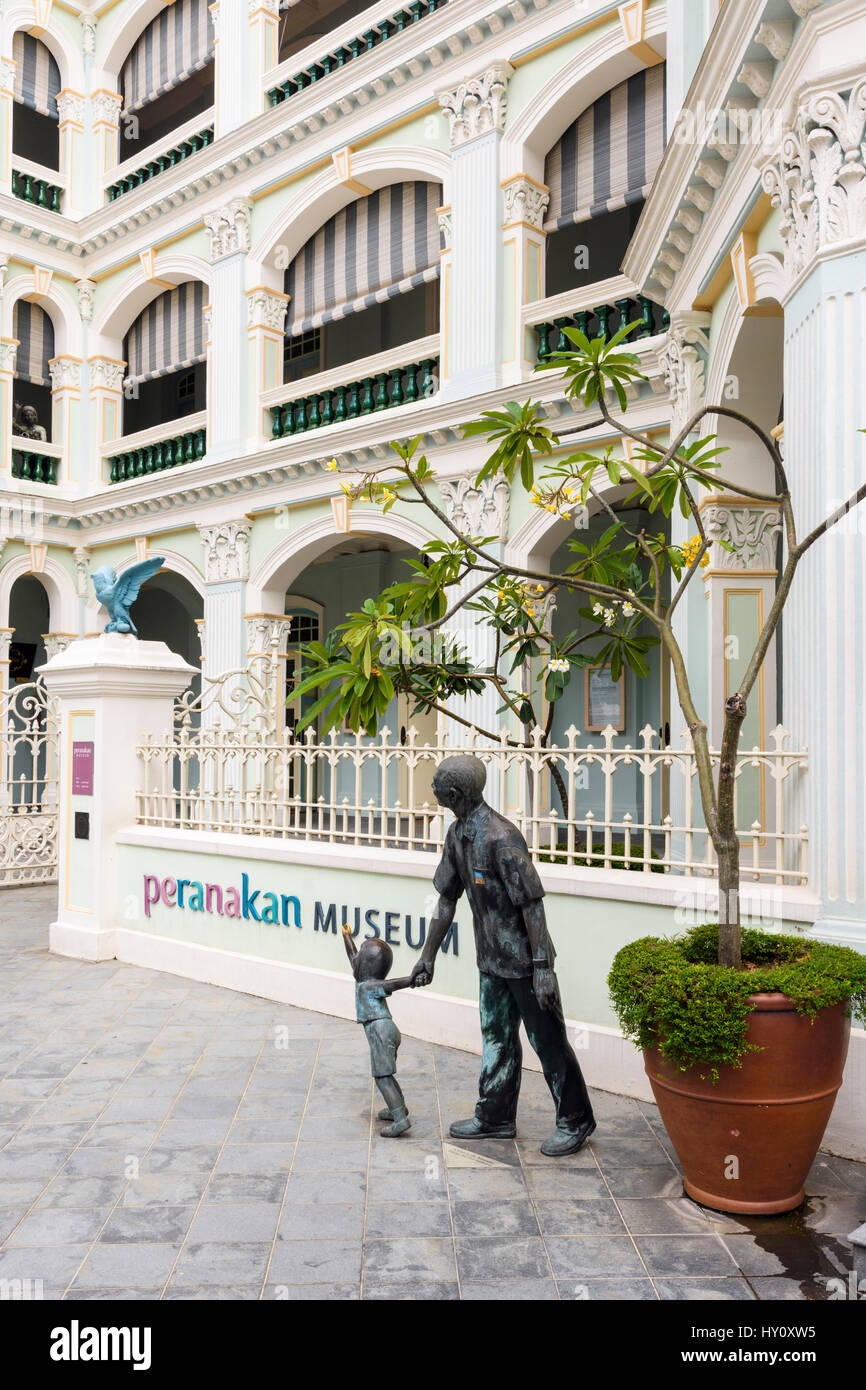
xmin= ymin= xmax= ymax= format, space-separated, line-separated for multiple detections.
xmin=716 ymin=696 xmax=747 ymax=969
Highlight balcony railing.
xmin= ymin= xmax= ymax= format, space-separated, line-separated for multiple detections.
xmin=106 ymin=124 xmax=215 ymax=202
xmin=10 ymin=439 xmax=62 ymax=485
xmin=532 ymin=295 xmax=669 ymax=363
xmin=264 ymin=335 xmax=439 ymax=441
xmin=267 ymin=0 xmax=447 ymax=106
xmin=11 ymin=160 xmax=64 ymax=213
xmin=103 ymin=412 xmax=207 ymax=484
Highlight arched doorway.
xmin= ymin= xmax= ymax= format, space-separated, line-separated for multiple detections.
xmin=133 ymin=569 xmax=203 ymax=671
xmin=8 ymin=574 xmax=50 ymax=683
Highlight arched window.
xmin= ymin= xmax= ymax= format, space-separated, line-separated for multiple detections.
xmin=543 ymin=65 xmax=666 ymax=297
xmin=11 ymin=32 xmax=60 ymax=173
xmin=119 ymin=0 xmax=214 ymax=161
xmin=122 ymin=281 xmax=207 ymax=435
xmin=12 ymin=301 xmax=54 ymax=442
xmin=282 ymin=181 xmax=441 ymax=380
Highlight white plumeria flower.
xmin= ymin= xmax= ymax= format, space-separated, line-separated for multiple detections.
xmin=621 ymin=601 xmax=636 ymax=617
xmin=592 ymin=602 xmax=604 ymax=617
xmin=603 ymin=608 xmax=615 ymax=627
xmin=548 ymin=658 xmax=569 ymax=673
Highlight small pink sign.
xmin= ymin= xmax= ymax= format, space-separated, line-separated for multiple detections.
xmin=72 ymin=741 xmax=94 ymax=796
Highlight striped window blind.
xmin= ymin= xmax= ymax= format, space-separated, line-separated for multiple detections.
xmin=121 ymin=0 xmax=214 ymax=117
xmin=544 ymin=65 xmax=666 ymax=232
xmin=123 ymin=281 xmax=207 ymax=387
xmin=12 ymin=32 xmax=61 ymax=120
xmin=285 ymin=181 xmax=443 ymax=338
xmin=14 ymin=300 xmax=55 ymax=386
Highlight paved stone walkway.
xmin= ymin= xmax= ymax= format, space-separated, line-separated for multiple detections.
xmin=0 ymin=887 xmax=864 ymax=1301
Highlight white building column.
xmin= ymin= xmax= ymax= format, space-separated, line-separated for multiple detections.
xmin=500 ymin=175 xmax=549 ymax=385
xmin=210 ymin=0 xmax=256 ymax=137
xmin=197 ymin=519 xmax=252 ymax=679
xmin=204 ymin=198 xmax=253 ymax=462
xmin=438 ymin=63 xmax=512 ymax=401
xmin=57 ymin=90 xmax=86 ymax=217
xmin=763 ymin=77 xmax=866 ymax=944
xmin=246 ymin=286 xmax=288 ymax=449
xmin=439 ymin=471 xmax=511 ymax=748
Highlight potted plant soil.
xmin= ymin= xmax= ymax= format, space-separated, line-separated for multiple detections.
xmin=609 ymin=925 xmax=866 ymax=1213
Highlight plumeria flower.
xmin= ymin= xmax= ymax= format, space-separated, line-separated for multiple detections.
xmin=622 ymin=601 xmax=636 ymax=617
xmin=603 ymin=608 xmax=615 ymax=627
xmin=548 ymin=658 xmax=570 ymax=673
xmin=592 ymin=602 xmax=604 ymax=617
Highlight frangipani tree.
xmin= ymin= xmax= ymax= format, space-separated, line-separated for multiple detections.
xmin=291 ymin=324 xmax=866 ymax=969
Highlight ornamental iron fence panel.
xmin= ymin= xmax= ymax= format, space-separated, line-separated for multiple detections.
xmin=0 ymin=677 xmax=59 ymax=886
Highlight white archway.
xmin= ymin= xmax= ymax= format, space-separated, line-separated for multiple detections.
xmin=92 ymin=255 xmax=212 ymax=349
xmin=1 ymin=5 xmax=84 ymax=93
xmin=0 ymin=553 xmax=77 ymax=634
xmin=1 ymin=272 xmax=80 ymax=361
xmin=704 ymin=288 xmax=784 ymax=495
xmin=501 ymin=19 xmax=667 ymax=182
xmin=251 ymin=146 xmax=451 ymax=275
xmin=248 ymin=509 xmax=438 ymax=613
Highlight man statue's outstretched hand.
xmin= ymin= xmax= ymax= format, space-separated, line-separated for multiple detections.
xmin=533 ymin=965 xmax=561 ymax=1012
xmin=411 ymin=958 xmax=434 ymax=987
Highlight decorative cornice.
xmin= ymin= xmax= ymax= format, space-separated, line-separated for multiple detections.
xmin=502 ymin=174 xmax=549 ymax=230
xmin=438 ymin=62 xmax=513 ymax=148
xmin=703 ymin=503 xmax=783 ymax=572
xmin=439 ymin=471 xmax=510 ymax=540
xmin=205 ymin=197 xmax=253 ymax=261
xmin=762 ymin=77 xmax=866 ymax=296
xmin=198 ymin=519 xmax=252 ymax=582
xmin=247 ymin=287 xmax=288 ymax=332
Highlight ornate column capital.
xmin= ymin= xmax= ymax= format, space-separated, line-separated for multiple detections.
xmin=245 ymin=613 xmax=291 ymax=657
xmin=91 ymin=89 xmax=122 ymax=126
xmin=246 ymin=287 xmax=289 ymax=331
xmin=205 ymin=198 xmax=253 ymax=262
xmin=437 ymin=205 xmax=452 ymax=253
xmin=0 ymin=627 xmax=13 ymax=662
xmin=0 ymin=339 xmax=18 ymax=375
xmin=42 ymin=633 xmax=76 ymax=660
xmin=49 ymin=356 xmax=82 ymax=391
xmin=502 ymin=175 xmax=549 ymax=230
xmin=88 ymin=357 xmax=125 ymax=392
xmin=198 ymin=519 xmax=252 ymax=582
xmin=439 ymin=472 xmax=510 ymax=540
xmin=0 ymin=59 xmax=17 ymax=96
xmin=76 ymin=279 xmax=95 ymax=322
xmin=702 ymin=502 xmax=783 ymax=573
xmin=658 ymin=310 xmax=711 ymax=438
xmin=762 ymin=77 xmax=866 ymax=294
xmin=56 ymin=90 xmax=86 ymax=126
xmin=438 ymin=62 xmax=513 ymax=148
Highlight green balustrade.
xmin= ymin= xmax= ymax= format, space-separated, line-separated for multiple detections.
xmin=11 ymin=169 xmax=62 ymax=212
xmin=534 ymin=295 xmax=670 ymax=363
xmin=267 ymin=0 xmax=447 ymax=106
xmin=107 ymin=427 xmax=205 ymax=483
xmin=269 ymin=356 xmax=440 ymax=439
xmin=106 ymin=126 xmax=214 ymax=202
xmin=11 ymin=449 xmax=58 ymax=484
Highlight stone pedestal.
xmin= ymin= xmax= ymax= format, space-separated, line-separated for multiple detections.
xmin=40 ymin=634 xmax=197 ymax=961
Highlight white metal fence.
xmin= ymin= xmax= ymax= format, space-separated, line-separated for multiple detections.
xmin=0 ymin=677 xmax=59 ymax=886
xmin=136 ymin=659 xmax=809 ymax=885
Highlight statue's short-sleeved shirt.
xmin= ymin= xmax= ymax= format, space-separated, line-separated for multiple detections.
xmin=433 ymin=802 xmax=553 ymax=979
xmin=355 ymin=980 xmax=391 ymax=1024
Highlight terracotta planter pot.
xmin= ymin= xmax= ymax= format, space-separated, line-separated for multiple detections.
xmin=644 ymin=993 xmax=850 ymax=1215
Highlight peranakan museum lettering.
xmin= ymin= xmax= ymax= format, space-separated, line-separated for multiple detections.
xmin=142 ymin=871 xmax=458 ymax=955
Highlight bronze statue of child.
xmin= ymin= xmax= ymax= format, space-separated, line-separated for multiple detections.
xmin=342 ymin=926 xmax=416 ymax=1137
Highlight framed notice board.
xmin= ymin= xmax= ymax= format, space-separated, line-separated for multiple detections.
xmin=584 ymin=664 xmax=626 ymax=732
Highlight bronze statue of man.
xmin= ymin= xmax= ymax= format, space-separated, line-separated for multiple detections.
xmin=411 ymin=754 xmax=596 ymax=1156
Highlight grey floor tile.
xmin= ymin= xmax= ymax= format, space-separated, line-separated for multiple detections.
xmin=634 ymin=1236 xmax=739 ymax=1277
xmin=172 ymin=1242 xmax=272 ymax=1286
xmin=188 ymin=1204 xmax=280 ymax=1243
xmin=536 ymin=1199 xmax=627 ymax=1236
xmin=544 ymin=1236 xmax=647 ymax=1279
xmin=100 ymin=1205 xmax=195 ymax=1243
xmin=363 ymin=1237 xmax=457 ymax=1283
xmin=269 ymin=1239 xmax=363 ymax=1285
xmin=603 ymin=1168 xmax=685 ymax=1200
xmin=444 ymin=1169 xmax=528 ymax=1202
xmin=72 ymin=1241 xmax=180 ymax=1289
xmin=121 ymin=1173 xmax=210 ymax=1207
xmin=264 ymin=1282 xmax=359 ymax=1300
xmin=206 ymin=1175 xmax=287 ymax=1204
xmin=284 ymin=1171 xmax=366 ymax=1205
xmin=361 ymin=1280 xmax=459 ymax=1300
xmin=616 ymin=1197 xmax=720 ymax=1235
xmin=215 ymin=1144 xmax=295 ymax=1175
xmin=455 ymin=1235 xmax=549 ymax=1281
xmin=37 ymin=1176 xmax=127 ymax=1210
xmin=6 ymin=1207 xmax=111 ymax=1246
xmin=451 ymin=1199 xmax=540 ymax=1237
xmin=277 ymin=1203 xmax=365 ymax=1241
xmin=461 ymin=1278 xmax=559 ymax=1300
xmin=365 ymin=1202 xmax=453 ymax=1240
xmin=0 ymin=1243 xmax=90 ymax=1287
xmin=163 ymin=1284 xmax=263 ymax=1300
xmin=140 ymin=1146 xmax=220 ymax=1175
xmin=557 ymin=1278 xmax=658 ymax=1300
xmin=654 ymin=1277 xmax=757 ymax=1301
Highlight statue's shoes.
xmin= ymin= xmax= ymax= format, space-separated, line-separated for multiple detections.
xmin=380 ymin=1109 xmax=411 ymax=1138
xmin=377 ymin=1107 xmax=410 ymax=1122
xmin=449 ymin=1116 xmax=517 ymax=1140
xmin=540 ymin=1117 xmax=597 ymax=1157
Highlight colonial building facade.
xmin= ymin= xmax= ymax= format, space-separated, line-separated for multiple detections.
xmin=0 ymin=0 xmax=863 ymax=979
